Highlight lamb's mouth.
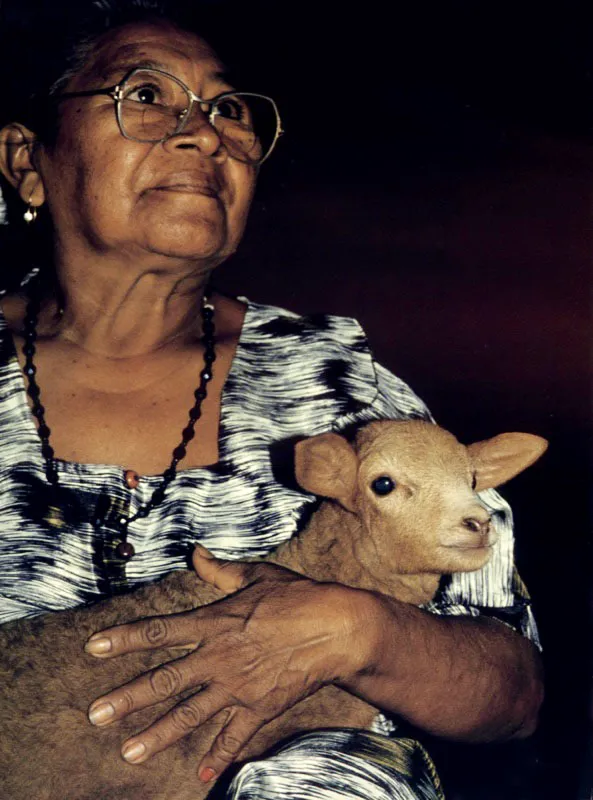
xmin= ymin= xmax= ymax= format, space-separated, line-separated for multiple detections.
xmin=442 ymin=542 xmax=494 ymax=551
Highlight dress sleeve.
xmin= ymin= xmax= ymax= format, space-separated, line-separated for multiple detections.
xmin=333 ymin=359 xmax=540 ymax=649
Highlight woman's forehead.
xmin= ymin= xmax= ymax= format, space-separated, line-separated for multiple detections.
xmin=72 ymin=22 xmax=227 ymax=88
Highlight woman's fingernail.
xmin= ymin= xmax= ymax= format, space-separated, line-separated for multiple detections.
xmin=122 ymin=741 xmax=147 ymax=763
xmin=199 ymin=766 xmax=217 ymax=783
xmin=85 ymin=635 xmax=112 ymax=654
xmin=193 ymin=543 xmax=215 ymax=559
xmin=88 ymin=702 xmax=115 ymax=725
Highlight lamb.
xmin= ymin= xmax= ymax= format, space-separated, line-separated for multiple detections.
xmin=0 ymin=419 xmax=547 ymax=800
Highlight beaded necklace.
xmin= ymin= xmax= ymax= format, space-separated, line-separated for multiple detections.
xmin=21 ymin=291 xmax=216 ymax=560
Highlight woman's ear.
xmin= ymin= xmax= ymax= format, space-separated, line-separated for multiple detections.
xmin=0 ymin=123 xmax=46 ymax=208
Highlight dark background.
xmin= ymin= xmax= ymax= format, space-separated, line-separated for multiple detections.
xmin=213 ymin=2 xmax=592 ymax=797
xmin=1 ymin=1 xmax=591 ymax=796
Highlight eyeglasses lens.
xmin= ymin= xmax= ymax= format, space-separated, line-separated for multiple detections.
xmin=118 ymin=69 xmax=278 ymax=163
xmin=118 ymin=70 xmax=183 ymax=142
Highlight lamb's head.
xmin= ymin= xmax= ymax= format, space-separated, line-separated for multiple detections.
xmin=295 ymin=420 xmax=547 ymax=582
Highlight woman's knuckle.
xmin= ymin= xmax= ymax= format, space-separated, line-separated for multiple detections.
xmin=149 ymin=664 xmax=183 ymax=699
xmin=119 ymin=689 xmax=137 ymax=715
xmin=169 ymin=701 xmax=203 ymax=733
xmin=142 ymin=617 xmax=170 ymax=645
xmin=214 ymin=730 xmax=244 ymax=759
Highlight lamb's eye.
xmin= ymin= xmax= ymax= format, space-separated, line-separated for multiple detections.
xmin=471 ymin=473 xmax=477 ymax=490
xmin=371 ymin=476 xmax=395 ymax=496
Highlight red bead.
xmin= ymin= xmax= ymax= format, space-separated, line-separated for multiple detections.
xmin=123 ymin=470 xmax=140 ymax=489
xmin=116 ymin=541 xmax=135 ymax=560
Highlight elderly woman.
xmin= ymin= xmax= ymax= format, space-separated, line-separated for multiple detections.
xmin=0 ymin=1 xmax=542 ymax=798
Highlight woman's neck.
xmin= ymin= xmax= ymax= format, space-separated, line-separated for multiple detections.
xmin=53 ymin=251 xmax=217 ymax=358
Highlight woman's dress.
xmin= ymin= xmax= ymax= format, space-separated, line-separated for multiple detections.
xmin=0 ymin=299 xmax=538 ymax=799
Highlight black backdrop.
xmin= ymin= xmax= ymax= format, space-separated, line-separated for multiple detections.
xmin=1 ymin=1 xmax=591 ymax=797
xmin=217 ymin=3 xmax=592 ymax=797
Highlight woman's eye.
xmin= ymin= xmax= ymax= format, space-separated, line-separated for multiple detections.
xmin=214 ymin=98 xmax=245 ymax=122
xmin=371 ymin=476 xmax=395 ymax=496
xmin=126 ymin=85 xmax=161 ymax=105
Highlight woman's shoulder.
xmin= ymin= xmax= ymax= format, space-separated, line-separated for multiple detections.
xmin=222 ymin=295 xmax=432 ymax=435
xmin=240 ymin=297 xmax=370 ymax=353
xmin=222 ymin=296 xmax=380 ymax=421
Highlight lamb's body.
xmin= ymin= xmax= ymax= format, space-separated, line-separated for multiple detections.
xmin=0 ymin=569 xmax=374 ymax=800
xmin=0 ymin=421 xmax=547 ymax=800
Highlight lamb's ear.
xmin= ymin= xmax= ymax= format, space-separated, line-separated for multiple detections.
xmin=468 ymin=433 xmax=548 ymax=491
xmin=294 ymin=433 xmax=358 ymax=511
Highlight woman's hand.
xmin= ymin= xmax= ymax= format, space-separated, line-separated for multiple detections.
xmin=85 ymin=546 xmax=374 ymax=783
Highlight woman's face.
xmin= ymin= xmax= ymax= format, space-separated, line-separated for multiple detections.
xmin=36 ymin=22 xmax=258 ymax=266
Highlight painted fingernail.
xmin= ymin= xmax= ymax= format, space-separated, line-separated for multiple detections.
xmin=199 ymin=767 xmax=217 ymax=783
xmin=88 ymin=702 xmax=115 ymax=726
xmin=122 ymin=741 xmax=147 ymax=764
xmin=85 ymin=635 xmax=112 ymax=654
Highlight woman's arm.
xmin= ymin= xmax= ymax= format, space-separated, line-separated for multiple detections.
xmin=341 ymin=586 xmax=543 ymax=740
xmin=85 ymin=548 xmax=543 ymax=785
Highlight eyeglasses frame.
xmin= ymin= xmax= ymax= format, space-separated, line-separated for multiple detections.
xmin=58 ymin=66 xmax=283 ymax=164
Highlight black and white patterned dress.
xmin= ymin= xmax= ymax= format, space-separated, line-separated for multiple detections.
xmin=0 ymin=298 xmax=538 ymax=799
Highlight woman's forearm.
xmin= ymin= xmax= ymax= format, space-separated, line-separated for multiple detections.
xmin=85 ymin=557 xmax=543 ymax=781
xmin=341 ymin=590 xmax=544 ymax=742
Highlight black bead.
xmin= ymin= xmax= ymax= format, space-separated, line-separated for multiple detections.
xmin=151 ymin=487 xmax=165 ymax=504
xmin=172 ymin=445 xmax=186 ymax=461
xmin=22 ymin=343 xmax=35 ymax=356
xmin=38 ymin=424 xmax=51 ymax=439
xmin=41 ymin=444 xmax=55 ymax=460
xmin=181 ymin=426 xmax=195 ymax=442
xmin=193 ymin=388 xmax=207 ymax=402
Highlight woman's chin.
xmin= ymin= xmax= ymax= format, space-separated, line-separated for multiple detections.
xmin=142 ymin=218 xmax=230 ymax=263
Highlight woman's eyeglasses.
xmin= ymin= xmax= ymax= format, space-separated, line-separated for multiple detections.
xmin=59 ymin=67 xmax=283 ymax=164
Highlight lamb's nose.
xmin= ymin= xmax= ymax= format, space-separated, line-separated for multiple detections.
xmin=463 ymin=517 xmax=490 ymax=535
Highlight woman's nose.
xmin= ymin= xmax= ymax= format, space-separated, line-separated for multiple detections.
xmin=164 ymin=106 xmax=223 ymax=157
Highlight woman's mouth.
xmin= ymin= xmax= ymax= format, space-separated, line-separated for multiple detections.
xmin=153 ymin=183 xmax=218 ymax=197
xmin=151 ymin=172 xmax=220 ymax=197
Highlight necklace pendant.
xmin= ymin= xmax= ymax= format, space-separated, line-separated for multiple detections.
xmin=115 ymin=540 xmax=135 ymax=560
xmin=123 ymin=470 xmax=140 ymax=489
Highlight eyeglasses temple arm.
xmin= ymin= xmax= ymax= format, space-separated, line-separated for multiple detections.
xmin=57 ymin=85 xmax=118 ymax=101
